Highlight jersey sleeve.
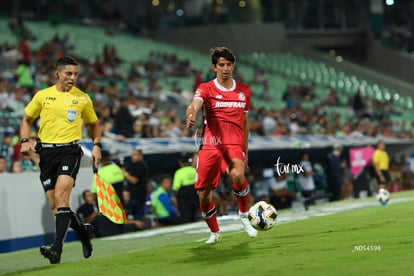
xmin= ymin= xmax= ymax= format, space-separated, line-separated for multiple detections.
xmin=372 ymin=151 xmax=379 ymax=165
xmin=159 ymin=194 xmax=178 ymax=216
xmin=81 ymin=94 xmax=98 ymax=124
xmin=193 ymin=83 xmax=208 ymax=103
xmin=172 ymin=171 xmax=181 ymax=192
xmin=24 ymin=91 xmax=43 ymax=119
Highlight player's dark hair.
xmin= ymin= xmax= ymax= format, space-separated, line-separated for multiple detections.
xmin=55 ymin=56 xmax=78 ymax=70
xmin=210 ymin=47 xmax=236 ymax=65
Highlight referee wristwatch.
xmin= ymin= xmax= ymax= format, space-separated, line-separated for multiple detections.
xmin=20 ymin=138 xmax=30 ymax=144
xmin=93 ymin=142 xmax=102 ymax=148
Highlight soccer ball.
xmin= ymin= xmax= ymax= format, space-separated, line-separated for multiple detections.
xmin=376 ymin=188 xmax=390 ymax=205
xmin=248 ymin=201 xmax=278 ymax=231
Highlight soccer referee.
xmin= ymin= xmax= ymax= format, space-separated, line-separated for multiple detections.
xmin=20 ymin=56 xmax=102 ymax=264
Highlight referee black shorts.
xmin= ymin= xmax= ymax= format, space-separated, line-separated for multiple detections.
xmin=39 ymin=144 xmax=83 ymax=192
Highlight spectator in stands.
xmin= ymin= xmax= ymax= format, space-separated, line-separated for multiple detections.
xmin=151 ymin=174 xmax=180 ymax=226
xmin=10 ymin=159 xmax=23 ymax=173
xmin=164 ymin=117 xmax=183 ymax=138
xmin=258 ymin=81 xmax=273 ymax=101
xmin=262 ymin=110 xmax=277 ymax=136
xmin=17 ymin=36 xmax=31 ymax=64
xmin=20 ymin=151 xmax=40 ymax=172
xmin=0 ymin=129 xmax=16 ymax=168
xmin=16 ymin=60 xmax=34 ymax=91
xmin=148 ymin=108 xmax=161 ymax=129
xmin=60 ymin=33 xmax=74 ymax=51
xmin=326 ymin=87 xmax=340 ymax=106
xmin=0 ymin=79 xmax=11 ymax=110
xmin=282 ymin=85 xmax=298 ymax=107
xmin=0 ymin=155 xmax=8 ymax=173
xmin=193 ymin=70 xmax=204 ymax=91
xmin=7 ymin=88 xmax=26 ymax=116
xmin=113 ymin=96 xmax=135 ymax=138
xmin=326 ymin=145 xmax=344 ymax=201
xmin=352 ymin=89 xmax=366 ymax=118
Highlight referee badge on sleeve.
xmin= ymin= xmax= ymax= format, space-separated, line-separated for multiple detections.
xmin=67 ymin=110 xmax=77 ymax=122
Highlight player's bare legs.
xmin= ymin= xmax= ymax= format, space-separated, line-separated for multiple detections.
xmin=229 ymin=158 xmax=257 ymax=238
xmin=199 ymin=187 xmax=221 ymax=243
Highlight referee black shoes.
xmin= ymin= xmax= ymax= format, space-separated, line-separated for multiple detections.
xmin=40 ymin=245 xmax=61 ymax=264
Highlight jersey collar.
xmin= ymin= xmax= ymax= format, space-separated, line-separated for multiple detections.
xmin=213 ymin=78 xmax=236 ymax=92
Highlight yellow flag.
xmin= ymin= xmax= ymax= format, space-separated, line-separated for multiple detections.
xmin=94 ymin=173 xmax=127 ymax=224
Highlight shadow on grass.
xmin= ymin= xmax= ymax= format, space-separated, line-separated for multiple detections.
xmin=180 ymin=240 xmax=253 ymax=265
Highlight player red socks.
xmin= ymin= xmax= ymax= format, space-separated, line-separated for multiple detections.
xmin=233 ymin=179 xmax=249 ymax=213
xmin=200 ymin=201 xmax=219 ymax=233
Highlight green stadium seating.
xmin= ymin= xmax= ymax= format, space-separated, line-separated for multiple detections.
xmin=3 ymin=19 xmax=413 ymax=125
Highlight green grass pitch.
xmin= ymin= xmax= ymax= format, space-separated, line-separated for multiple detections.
xmin=1 ymin=191 xmax=413 ymax=275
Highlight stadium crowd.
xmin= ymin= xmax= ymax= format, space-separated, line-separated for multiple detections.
xmin=1 ymin=30 xmax=413 ymax=170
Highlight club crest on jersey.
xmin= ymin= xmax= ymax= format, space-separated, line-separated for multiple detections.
xmin=238 ymin=92 xmax=246 ymax=101
xmin=67 ymin=110 xmax=77 ymax=122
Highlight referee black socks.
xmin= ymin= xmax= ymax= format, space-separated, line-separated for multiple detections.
xmin=54 ymin=207 xmax=72 ymax=251
xmin=70 ymin=211 xmax=88 ymax=241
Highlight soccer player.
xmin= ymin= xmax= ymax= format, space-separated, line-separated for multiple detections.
xmin=186 ymin=47 xmax=257 ymax=244
xmin=19 ymin=56 xmax=102 ymax=264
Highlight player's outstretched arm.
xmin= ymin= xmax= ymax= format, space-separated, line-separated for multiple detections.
xmin=186 ymin=99 xmax=203 ymax=128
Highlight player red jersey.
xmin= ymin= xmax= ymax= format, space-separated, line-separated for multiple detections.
xmin=193 ymin=78 xmax=250 ymax=149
